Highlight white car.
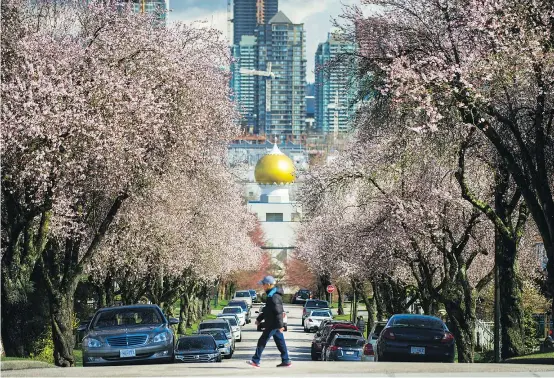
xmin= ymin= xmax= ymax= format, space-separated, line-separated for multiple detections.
xmin=233 ymin=290 xmax=253 ymax=307
xmin=221 ymin=306 xmax=246 ymax=326
xmin=303 ymin=309 xmax=333 ymax=332
xmin=217 ymin=314 xmax=242 ymax=342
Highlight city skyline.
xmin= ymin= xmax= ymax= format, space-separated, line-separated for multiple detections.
xmin=167 ymin=0 xmax=357 ymax=83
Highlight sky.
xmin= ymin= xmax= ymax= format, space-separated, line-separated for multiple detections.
xmin=167 ymin=0 xmax=358 ymax=82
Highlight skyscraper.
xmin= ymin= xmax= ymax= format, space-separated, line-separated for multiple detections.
xmin=232 ymin=35 xmax=258 ymax=133
xmin=315 ymin=31 xmax=357 ymax=134
xmin=233 ymin=0 xmax=278 ymax=45
xmin=257 ymin=11 xmax=306 ymax=137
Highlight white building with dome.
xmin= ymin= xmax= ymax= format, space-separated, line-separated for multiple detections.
xmin=247 ymin=144 xmax=302 ymax=288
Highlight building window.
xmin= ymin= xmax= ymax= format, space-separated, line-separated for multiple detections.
xmin=266 ymin=213 xmax=284 ymax=222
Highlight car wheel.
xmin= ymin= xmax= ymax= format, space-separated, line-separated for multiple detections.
xmin=224 ymin=354 xmax=232 ymax=359
xmin=284 ymin=325 xmax=287 ymax=332
xmin=311 ymin=346 xmax=319 ymax=361
xmin=238 ymin=335 xmax=242 ymax=342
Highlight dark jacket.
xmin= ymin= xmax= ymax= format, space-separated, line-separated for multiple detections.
xmin=257 ymin=287 xmax=285 ymax=329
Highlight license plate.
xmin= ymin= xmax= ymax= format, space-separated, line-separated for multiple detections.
xmin=410 ymin=347 xmax=425 ymax=355
xmin=345 ymin=351 xmax=355 ymax=355
xmin=119 ymin=349 xmax=136 ymax=358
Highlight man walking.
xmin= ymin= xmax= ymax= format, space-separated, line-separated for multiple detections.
xmin=356 ymin=316 xmax=366 ymax=338
xmin=247 ymin=276 xmax=292 ymax=368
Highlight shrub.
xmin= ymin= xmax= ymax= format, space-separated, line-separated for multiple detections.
xmin=29 ymin=329 xmax=54 ymax=365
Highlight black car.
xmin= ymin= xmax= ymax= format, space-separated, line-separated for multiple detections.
xmin=174 ymin=335 xmax=222 ymax=363
xmin=292 ymin=289 xmax=312 ymax=304
xmin=376 ymin=314 xmax=455 ymax=362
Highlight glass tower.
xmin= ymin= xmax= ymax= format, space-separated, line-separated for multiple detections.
xmin=257 ymin=11 xmax=306 ymax=137
xmin=233 ymin=0 xmax=277 ymax=45
xmin=314 ymin=32 xmax=357 ymax=134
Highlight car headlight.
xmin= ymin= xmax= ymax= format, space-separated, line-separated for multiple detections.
xmin=209 ymin=353 xmax=219 ymax=358
xmin=153 ymin=331 xmax=170 ymax=343
xmin=84 ymin=337 xmax=102 ymax=348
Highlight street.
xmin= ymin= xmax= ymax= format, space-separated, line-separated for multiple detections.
xmin=4 ymin=304 xmax=554 ymax=377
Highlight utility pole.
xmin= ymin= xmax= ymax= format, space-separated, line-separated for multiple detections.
xmin=494 ymin=236 xmax=501 ymax=362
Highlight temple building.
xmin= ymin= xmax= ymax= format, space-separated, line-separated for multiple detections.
xmin=247 ymin=144 xmax=302 ymax=288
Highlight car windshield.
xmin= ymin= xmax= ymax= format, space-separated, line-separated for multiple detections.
xmin=219 ymin=317 xmax=238 ymax=326
xmin=199 ymin=330 xmax=227 ymax=340
xmin=306 ymin=300 xmax=329 ymax=308
xmin=235 ymin=292 xmax=250 ymax=297
xmin=223 ymin=307 xmax=241 ymax=314
xmin=373 ymin=324 xmax=386 ymax=335
xmin=311 ymin=310 xmax=332 ymax=317
xmin=229 ymin=302 xmax=247 ymax=310
xmin=198 ymin=322 xmax=229 ymax=331
xmin=392 ymin=317 xmax=444 ymax=330
xmin=335 ymin=338 xmax=365 ymax=347
xmin=176 ymin=337 xmax=215 ymax=351
xmin=329 ymin=330 xmax=362 ymax=340
xmin=249 ymin=290 xmax=256 ymax=295
xmin=92 ymin=308 xmax=162 ymax=329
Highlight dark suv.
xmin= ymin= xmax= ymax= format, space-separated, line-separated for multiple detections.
xmin=292 ymin=289 xmax=312 ymax=304
xmin=311 ymin=322 xmax=361 ymax=360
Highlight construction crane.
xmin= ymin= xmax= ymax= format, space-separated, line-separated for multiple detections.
xmin=239 ymin=62 xmax=278 ymax=112
xmin=227 ymin=0 xmax=233 ymax=45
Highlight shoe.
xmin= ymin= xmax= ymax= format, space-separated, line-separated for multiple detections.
xmin=246 ymin=360 xmax=260 ymax=368
xmin=276 ymin=361 xmax=292 ymax=367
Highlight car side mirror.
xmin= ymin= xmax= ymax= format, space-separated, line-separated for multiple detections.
xmin=168 ymin=318 xmax=179 ymax=325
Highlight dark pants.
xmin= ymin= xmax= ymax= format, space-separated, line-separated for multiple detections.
xmin=252 ymin=327 xmax=290 ymax=364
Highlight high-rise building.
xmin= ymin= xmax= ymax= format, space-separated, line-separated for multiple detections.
xmin=232 ymin=35 xmax=258 ymax=133
xmin=125 ymin=0 xmax=168 ymax=24
xmin=315 ymin=31 xmax=357 ymax=134
xmin=257 ymin=11 xmax=306 ymax=137
xmin=233 ymin=0 xmax=278 ymax=45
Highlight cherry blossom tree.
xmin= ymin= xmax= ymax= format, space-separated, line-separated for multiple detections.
xmin=348 ymin=0 xmax=554 ymax=322
xmin=1 ymin=0 xmax=247 ymax=366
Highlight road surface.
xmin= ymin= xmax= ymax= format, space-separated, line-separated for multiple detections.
xmin=4 ymin=304 xmax=554 ymax=377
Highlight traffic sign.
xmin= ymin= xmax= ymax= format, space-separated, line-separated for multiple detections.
xmin=326 ymin=285 xmax=335 ymax=294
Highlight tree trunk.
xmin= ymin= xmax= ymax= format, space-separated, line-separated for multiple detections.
xmin=336 ymin=285 xmax=344 ymax=315
xmin=178 ymin=295 xmax=189 ymax=335
xmin=49 ymin=290 xmax=76 ymax=367
xmin=445 ymin=301 xmax=475 ymax=363
xmin=497 ymin=234 xmax=525 ymax=359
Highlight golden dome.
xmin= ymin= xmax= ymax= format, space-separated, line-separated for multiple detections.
xmin=254 ymin=144 xmax=296 ymax=184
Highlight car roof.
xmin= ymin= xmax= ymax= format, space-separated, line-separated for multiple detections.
xmin=178 ymin=334 xmax=213 ymax=339
xmin=223 ymin=306 xmax=242 ymax=309
xmin=235 ymin=290 xmax=250 ymax=293
xmin=96 ymin=304 xmax=161 ymax=312
xmin=390 ymin=314 xmax=443 ymax=321
xmin=201 ymin=319 xmax=227 ymax=323
xmin=228 ymin=300 xmax=248 ymax=304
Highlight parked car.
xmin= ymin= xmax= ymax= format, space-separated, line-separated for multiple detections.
xmin=311 ymin=322 xmax=361 ymax=361
xmin=81 ymin=304 xmax=178 ymax=366
xmin=304 ymin=309 xmax=333 ymax=332
xmin=367 ymin=320 xmax=388 ymax=350
xmin=248 ymin=289 xmax=257 ymax=303
xmin=216 ymin=314 xmax=242 ymax=342
xmin=302 ymin=299 xmax=330 ymax=325
xmin=196 ymin=329 xmax=233 ymax=359
xmin=292 ymin=289 xmax=312 ymax=304
xmin=376 ymin=314 xmax=455 ymax=362
xmin=174 ymin=335 xmax=221 ymax=363
xmin=197 ymin=319 xmax=235 ymax=353
xmin=233 ymin=290 xmax=253 ymax=307
xmin=361 ymin=342 xmax=376 ymax=362
xmin=227 ymin=300 xmax=251 ymax=323
xmin=255 ymin=304 xmax=288 ymax=331
xmin=221 ymin=306 xmax=246 ymax=326
xmin=324 ymin=334 xmax=366 ymax=361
